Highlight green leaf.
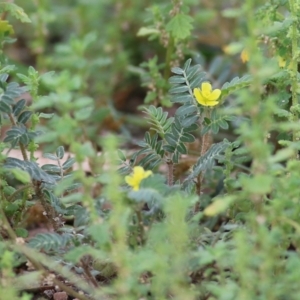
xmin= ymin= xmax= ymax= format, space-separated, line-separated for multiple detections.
xmin=134 ymin=132 xmax=164 ymax=169
xmin=180 ymin=132 xmax=195 ymax=143
xmin=241 ymin=174 xmax=273 ymax=194
xmin=165 ymin=133 xmax=178 ymax=147
xmin=169 ymin=85 xmax=189 ymax=94
xmin=221 ymin=75 xmax=252 ymax=98
xmin=171 ymin=67 xmax=184 ymax=75
xmin=15 ymin=228 xmax=28 ymax=238
xmin=39 ymin=112 xmax=54 ymax=119
xmin=0 ymin=100 xmax=11 ymax=113
xmin=177 ymin=142 xmax=187 ymax=154
xmin=0 ymin=3 xmax=31 ymax=23
xmin=204 ymin=196 xmax=235 ymax=216
xmin=169 ymin=76 xmax=186 ymax=84
xmin=41 ymin=164 xmax=61 ymax=174
xmin=5 ymin=203 xmax=19 ymax=216
xmin=171 ymin=94 xmax=193 ymax=104
xmin=2 ymin=94 xmax=14 ymax=105
xmin=13 ymin=99 xmax=26 ymax=116
xmin=176 ymin=104 xmax=197 ymax=117
xmin=117 ymin=149 xmax=126 ymax=162
xmin=137 ymin=27 xmax=160 ymax=37
xmin=143 ymin=105 xmax=173 ymax=137
xmin=180 ymin=114 xmax=199 ymax=128
xmin=166 ymin=13 xmax=194 ymax=40
xmin=43 ymin=153 xmax=58 ymax=161
xmin=56 ymin=146 xmax=65 ymax=159
xmin=10 ymin=168 xmax=31 ymax=183
xmin=62 ymin=157 xmax=76 ymax=170
xmin=28 ymin=233 xmax=72 ymax=252
xmin=0 ymin=20 xmax=14 ymax=35
xmin=18 ymin=111 xmax=32 ymax=124
xmin=184 ymin=140 xmax=230 ymax=186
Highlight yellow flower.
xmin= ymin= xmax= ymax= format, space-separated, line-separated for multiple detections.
xmin=193 ymin=82 xmax=221 ymax=107
xmin=125 ymin=166 xmax=152 ymax=191
xmin=240 ymin=49 xmax=249 ymax=63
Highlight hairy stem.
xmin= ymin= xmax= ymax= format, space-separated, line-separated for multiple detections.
xmin=167 ymin=158 xmax=174 ymax=186
xmin=194 ymin=110 xmax=212 ymax=213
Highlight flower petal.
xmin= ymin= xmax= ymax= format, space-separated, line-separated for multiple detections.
xmin=208 ymin=89 xmax=221 ymax=101
xmin=193 ymin=88 xmax=206 ymax=105
xmin=205 ymin=100 xmax=219 ymax=107
xmin=201 ymin=82 xmax=212 ymax=94
xmin=125 ymin=166 xmax=152 ymax=191
xmin=125 ymin=175 xmax=134 ymax=186
xmin=143 ymin=170 xmax=153 ymax=179
xmin=133 ymin=166 xmax=144 ymax=176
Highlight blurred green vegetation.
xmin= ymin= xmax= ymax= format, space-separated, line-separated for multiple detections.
xmin=2 ymin=1 xmax=300 ymax=300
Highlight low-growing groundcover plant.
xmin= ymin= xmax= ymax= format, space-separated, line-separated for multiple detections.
xmin=1 ymin=1 xmax=300 ymax=300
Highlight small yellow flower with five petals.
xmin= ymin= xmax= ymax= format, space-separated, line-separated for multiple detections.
xmin=193 ymin=82 xmax=221 ymax=107
xmin=125 ymin=166 xmax=152 ymax=191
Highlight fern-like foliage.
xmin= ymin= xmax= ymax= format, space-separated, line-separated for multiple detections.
xmin=202 ymin=109 xmax=236 ymax=135
xmin=164 ymin=117 xmax=197 ymax=163
xmin=134 ymin=132 xmax=164 ymax=169
xmin=4 ymin=157 xmax=56 ymax=184
xmin=133 ymin=59 xmax=211 ymax=167
xmin=221 ymin=75 xmax=252 ymax=98
xmin=169 ymin=58 xmax=206 ymax=128
xmin=143 ymin=105 xmax=174 ymax=137
xmin=183 ymin=139 xmax=231 ymax=187
xmin=161 ymin=58 xmax=207 ymax=163
xmin=28 ymin=232 xmax=73 ymax=252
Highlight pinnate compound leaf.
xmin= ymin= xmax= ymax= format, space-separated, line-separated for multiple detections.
xmin=28 ymin=233 xmax=72 ymax=252
xmin=184 ymin=140 xmax=231 ymax=185
xmin=221 ymin=75 xmax=252 ymax=97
